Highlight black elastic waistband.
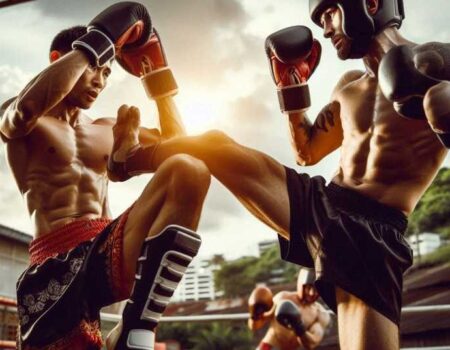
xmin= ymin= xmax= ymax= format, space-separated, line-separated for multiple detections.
xmin=326 ymin=182 xmax=408 ymax=232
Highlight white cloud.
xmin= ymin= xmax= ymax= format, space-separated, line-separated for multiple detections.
xmin=0 ymin=65 xmax=32 ymax=102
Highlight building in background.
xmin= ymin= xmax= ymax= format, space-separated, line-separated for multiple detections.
xmin=408 ymin=233 xmax=442 ymax=257
xmin=0 ymin=224 xmax=31 ymax=344
xmin=0 ymin=224 xmax=30 ymax=299
xmin=173 ymin=257 xmax=217 ymax=302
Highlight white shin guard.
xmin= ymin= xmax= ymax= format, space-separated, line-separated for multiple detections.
xmin=115 ymin=225 xmax=201 ymax=350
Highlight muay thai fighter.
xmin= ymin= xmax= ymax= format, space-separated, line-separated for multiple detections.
xmin=0 ymin=2 xmax=210 ymax=350
xmin=108 ymin=0 xmax=449 ymax=348
xmin=248 ymin=268 xmax=330 ymax=350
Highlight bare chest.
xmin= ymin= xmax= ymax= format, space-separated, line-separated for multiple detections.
xmin=338 ymin=76 xmax=392 ymax=132
xmin=336 ymin=75 xmax=437 ymax=143
xmin=27 ymin=117 xmax=113 ymax=173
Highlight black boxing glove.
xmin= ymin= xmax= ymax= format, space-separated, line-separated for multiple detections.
xmin=275 ymin=300 xmax=306 ymax=336
xmin=379 ymin=44 xmax=450 ymax=148
xmin=72 ymin=1 xmax=152 ymax=67
xmin=265 ymin=26 xmax=321 ymax=113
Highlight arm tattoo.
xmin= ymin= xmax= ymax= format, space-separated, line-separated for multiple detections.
xmin=297 ymin=119 xmax=313 ymax=138
xmin=314 ymin=103 xmax=337 ymax=134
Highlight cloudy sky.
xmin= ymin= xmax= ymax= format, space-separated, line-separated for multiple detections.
xmin=0 ymin=0 xmax=449 ymax=260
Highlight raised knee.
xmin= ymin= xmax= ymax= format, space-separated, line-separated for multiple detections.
xmin=202 ymin=129 xmax=234 ymax=147
xmin=165 ymin=154 xmax=211 ymax=195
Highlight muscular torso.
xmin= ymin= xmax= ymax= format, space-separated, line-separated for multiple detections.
xmin=5 ymin=115 xmax=114 ymax=237
xmin=263 ymin=292 xmax=320 ymax=350
xmin=332 ymin=71 xmax=447 ymax=214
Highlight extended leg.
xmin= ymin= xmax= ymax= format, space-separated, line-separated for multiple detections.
xmin=110 ymin=106 xmax=292 ymax=238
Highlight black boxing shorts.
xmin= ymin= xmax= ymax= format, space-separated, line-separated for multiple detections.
xmin=16 ymin=208 xmax=133 ymax=350
xmin=279 ymin=167 xmax=413 ymax=325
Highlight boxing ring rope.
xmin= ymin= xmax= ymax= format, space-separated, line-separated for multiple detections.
xmin=99 ymin=304 xmax=450 ymax=323
xmin=0 ymin=297 xmax=449 ymax=348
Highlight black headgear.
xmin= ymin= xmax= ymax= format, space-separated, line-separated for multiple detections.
xmin=309 ymin=0 xmax=405 ymax=39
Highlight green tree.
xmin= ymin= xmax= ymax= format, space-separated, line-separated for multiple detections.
xmin=214 ymin=244 xmax=298 ymax=298
xmin=407 ymin=167 xmax=450 ymax=238
xmin=214 ymin=256 xmax=259 ymax=297
xmin=157 ymin=321 xmax=253 ymax=350
xmin=189 ymin=322 xmax=252 ymax=350
xmin=208 ymin=254 xmax=226 ymax=267
xmin=156 ymin=322 xmax=198 ymax=349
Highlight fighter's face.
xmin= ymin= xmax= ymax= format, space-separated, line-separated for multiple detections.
xmin=320 ymin=6 xmax=353 ymax=60
xmin=66 ymin=63 xmax=111 ymax=109
xmin=299 ymin=284 xmax=319 ymax=303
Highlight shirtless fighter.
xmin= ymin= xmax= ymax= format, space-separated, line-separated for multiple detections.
xmin=248 ymin=268 xmax=330 ymax=350
xmin=109 ymin=0 xmax=449 ymax=348
xmin=0 ymin=2 xmax=210 ymax=350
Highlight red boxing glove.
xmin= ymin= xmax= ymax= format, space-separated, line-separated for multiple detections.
xmin=117 ymin=29 xmax=178 ymax=99
xmin=265 ymin=26 xmax=321 ymax=113
xmin=248 ymin=286 xmax=274 ymax=321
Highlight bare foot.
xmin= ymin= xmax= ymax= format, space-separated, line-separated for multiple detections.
xmin=111 ymin=104 xmax=141 ymax=162
xmin=108 ymin=105 xmax=141 ymax=181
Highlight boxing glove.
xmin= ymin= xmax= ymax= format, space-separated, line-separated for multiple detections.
xmin=117 ymin=28 xmax=178 ymax=99
xmin=379 ymin=44 xmax=450 ymax=148
xmin=72 ymin=1 xmax=152 ymax=67
xmin=248 ymin=286 xmax=274 ymax=321
xmin=275 ymin=300 xmax=306 ymax=336
xmin=265 ymin=26 xmax=321 ymax=113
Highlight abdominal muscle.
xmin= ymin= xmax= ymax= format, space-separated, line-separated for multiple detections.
xmin=24 ymin=164 xmax=109 ymax=238
xmin=331 ymin=123 xmax=446 ymax=215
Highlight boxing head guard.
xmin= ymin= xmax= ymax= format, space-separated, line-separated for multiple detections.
xmin=297 ymin=268 xmax=315 ymax=288
xmin=309 ymin=0 xmax=404 ymax=57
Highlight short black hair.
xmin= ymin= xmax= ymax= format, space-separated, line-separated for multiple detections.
xmin=50 ymin=25 xmax=87 ymax=53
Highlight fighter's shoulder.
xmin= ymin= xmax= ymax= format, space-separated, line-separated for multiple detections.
xmin=413 ymin=41 xmax=450 ymax=54
xmin=0 ymin=96 xmax=16 ymax=113
xmin=412 ymin=42 xmax=450 ymax=79
xmin=413 ymin=41 xmax=450 ymax=64
xmin=0 ymin=97 xmax=18 ymax=143
xmin=332 ymin=69 xmax=365 ymax=95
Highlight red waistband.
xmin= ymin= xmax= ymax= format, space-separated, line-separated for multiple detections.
xmin=29 ymin=218 xmax=112 ymax=265
xmin=259 ymin=342 xmax=274 ymax=350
